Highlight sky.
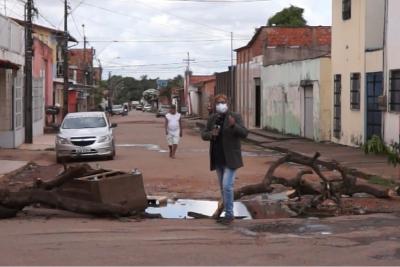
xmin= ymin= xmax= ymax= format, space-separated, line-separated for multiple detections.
xmin=2 ymin=0 xmax=332 ymax=79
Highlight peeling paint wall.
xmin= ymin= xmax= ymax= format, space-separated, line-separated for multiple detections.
xmin=236 ymin=55 xmax=262 ymax=129
xmin=261 ymin=58 xmax=332 ymax=141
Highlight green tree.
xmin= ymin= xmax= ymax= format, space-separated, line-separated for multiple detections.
xmin=267 ymin=5 xmax=307 ymax=27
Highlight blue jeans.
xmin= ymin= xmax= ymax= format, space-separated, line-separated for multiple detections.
xmin=215 ymin=166 xmax=236 ymax=219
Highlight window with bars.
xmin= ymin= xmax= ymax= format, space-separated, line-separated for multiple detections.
xmin=390 ymin=70 xmax=400 ymax=112
xmin=350 ymin=73 xmax=360 ymax=110
xmin=389 ymin=70 xmax=400 ymax=112
xmin=342 ymin=0 xmax=351 ymax=20
xmin=333 ymin=74 xmax=342 ymax=139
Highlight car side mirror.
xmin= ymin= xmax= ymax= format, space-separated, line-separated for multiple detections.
xmin=110 ymin=123 xmax=118 ymax=128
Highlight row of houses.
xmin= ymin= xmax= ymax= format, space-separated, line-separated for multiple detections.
xmin=184 ymin=0 xmax=400 ymax=147
xmin=0 ymin=15 xmax=102 ymax=148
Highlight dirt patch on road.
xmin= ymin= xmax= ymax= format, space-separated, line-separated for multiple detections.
xmin=0 ymin=163 xmax=63 ymax=191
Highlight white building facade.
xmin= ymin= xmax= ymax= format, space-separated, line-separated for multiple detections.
xmin=0 ymin=15 xmax=25 ymax=148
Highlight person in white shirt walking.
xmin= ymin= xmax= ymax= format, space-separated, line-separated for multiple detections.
xmin=165 ymin=105 xmax=182 ymax=158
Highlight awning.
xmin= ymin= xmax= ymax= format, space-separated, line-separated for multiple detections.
xmin=0 ymin=59 xmax=20 ymax=70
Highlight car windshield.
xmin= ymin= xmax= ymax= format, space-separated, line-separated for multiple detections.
xmin=62 ymin=116 xmax=107 ymax=129
xmin=113 ymin=105 xmax=122 ymax=109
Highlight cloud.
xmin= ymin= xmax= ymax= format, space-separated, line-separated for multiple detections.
xmin=4 ymin=0 xmax=331 ymax=79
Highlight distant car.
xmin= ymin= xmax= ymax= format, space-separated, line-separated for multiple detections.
xmin=135 ymin=104 xmax=143 ymax=110
xmin=131 ymin=101 xmax=140 ymax=108
xmin=55 ymin=112 xmax=117 ymax=163
xmin=112 ymin=104 xmax=124 ymax=115
xmin=156 ymin=105 xmax=171 ymax=117
xmin=143 ymin=104 xmax=152 ymax=112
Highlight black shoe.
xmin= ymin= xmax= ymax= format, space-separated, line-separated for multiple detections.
xmin=217 ymin=217 xmax=234 ymax=225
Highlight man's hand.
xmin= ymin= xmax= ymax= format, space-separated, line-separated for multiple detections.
xmin=212 ymin=127 xmax=220 ymax=137
xmin=228 ymin=115 xmax=236 ymax=127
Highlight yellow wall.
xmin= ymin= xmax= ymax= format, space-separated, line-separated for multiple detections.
xmin=319 ymin=57 xmax=332 ymax=141
xmin=332 ymin=0 xmax=366 ymax=146
xmin=365 ymin=50 xmax=383 ymax=73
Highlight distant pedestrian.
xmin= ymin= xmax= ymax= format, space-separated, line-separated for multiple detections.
xmin=165 ymin=105 xmax=182 ymax=158
xmin=201 ymin=94 xmax=248 ymax=225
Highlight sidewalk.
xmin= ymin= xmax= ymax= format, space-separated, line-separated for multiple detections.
xmin=0 ymin=135 xmax=55 ymax=177
xmin=18 ymin=134 xmax=55 ymax=151
xmin=192 ymin=119 xmax=398 ymax=181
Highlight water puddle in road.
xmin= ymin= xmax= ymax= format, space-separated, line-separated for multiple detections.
xmin=117 ymin=144 xmax=168 ymax=153
xmin=146 ymin=199 xmax=252 ymax=219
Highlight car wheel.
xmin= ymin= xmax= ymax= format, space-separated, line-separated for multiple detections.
xmin=107 ymin=143 xmax=116 ymax=160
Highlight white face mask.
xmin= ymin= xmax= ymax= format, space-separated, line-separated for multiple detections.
xmin=216 ymin=103 xmax=228 ymax=114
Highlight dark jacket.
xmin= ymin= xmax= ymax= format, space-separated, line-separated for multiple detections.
xmin=201 ymin=111 xmax=248 ymax=171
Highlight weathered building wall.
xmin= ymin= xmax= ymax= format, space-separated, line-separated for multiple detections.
xmin=332 ymin=0 xmax=367 ymax=146
xmin=33 ymin=38 xmax=53 ymax=107
xmin=319 ymin=57 xmax=333 ymax=141
xmin=332 ymin=0 xmax=386 ymax=146
xmin=215 ymin=66 xmax=236 ymax=111
xmin=236 ymin=26 xmax=331 ymax=129
xmin=0 ymin=15 xmax=25 ymax=148
xmin=261 ymin=57 xmax=331 ymax=141
xmin=199 ymin=79 xmax=215 ymax=119
xmin=384 ymin=0 xmax=400 ymax=144
xmin=236 ymin=55 xmax=263 ymax=128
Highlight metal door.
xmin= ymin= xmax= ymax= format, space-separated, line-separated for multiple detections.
xmin=366 ymin=72 xmax=383 ymax=139
xmin=304 ymin=86 xmax=314 ymax=139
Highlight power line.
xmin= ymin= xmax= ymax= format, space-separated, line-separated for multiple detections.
xmin=134 ymin=0 xmax=229 ymax=34
xmin=81 ymin=1 xmax=229 ymax=38
xmin=83 ymin=38 xmax=248 ymax=43
xmin=70 ymin=12 xmax=82 ymax=38
xmin=102 ymin=59 xmax=233 ymax=69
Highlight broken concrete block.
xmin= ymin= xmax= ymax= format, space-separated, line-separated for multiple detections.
xmin=59 ymin=170 xmax=148 ymax=212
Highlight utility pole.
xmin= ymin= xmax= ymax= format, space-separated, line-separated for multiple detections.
xmin=182 ymin=52 xmax=195 ymax=114
xmin=230 ymin=32 xmax=234 ymax=110
xmin=24 ymin=0 xmax=33 ymax=144
xmin=107 ymin=71 xmax=112 ymax=110
xmin=183 ymin=52 xmax=195 ymax=72
xmin=4 ymin=0 xmax=6 ymax=16
xmin=82 ymin=24 xmax=87 ymax=85
xmin=62 ymin=0 xmax=69 ymax=118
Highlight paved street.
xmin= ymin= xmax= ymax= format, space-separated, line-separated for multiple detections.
xmin=0 ymin=111 xmax=400 ymax=265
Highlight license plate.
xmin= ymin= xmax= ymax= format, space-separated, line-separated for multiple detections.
xmin=76 ymin=147 xmax=91 ymax=153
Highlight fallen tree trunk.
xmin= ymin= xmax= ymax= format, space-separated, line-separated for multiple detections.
xmin=211 ymin=152 xmax=395 ymax=218
xmin=0 ymin=164 xmax=138 ymax=219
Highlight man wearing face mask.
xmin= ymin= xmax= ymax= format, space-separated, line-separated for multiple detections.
xmin=201 ymin=94 xmax=248 ymax=225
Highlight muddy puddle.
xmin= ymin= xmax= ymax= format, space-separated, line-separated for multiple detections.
xmin=145 ymin=192 xmax=294 ymax=220
xmin=117 ymin=144 xmax=169 ymax=153
xmin=146 ymin=199 xmax=252 ymax=219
